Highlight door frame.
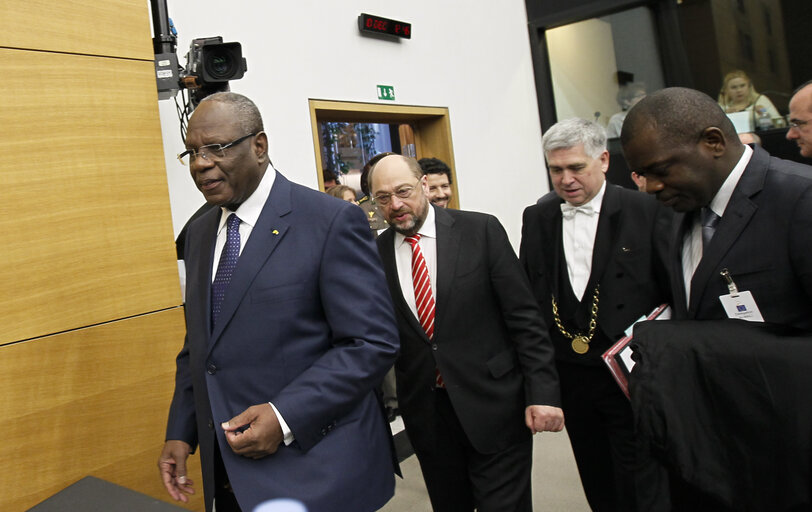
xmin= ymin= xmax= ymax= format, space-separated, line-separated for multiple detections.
xmin=308 ymin=99 xmax=459 ymax=209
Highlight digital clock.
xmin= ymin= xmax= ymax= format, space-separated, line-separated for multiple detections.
xmin=358 ymin=13 xmax=411 ymax=39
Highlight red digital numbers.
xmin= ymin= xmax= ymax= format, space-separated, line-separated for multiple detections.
xmin=360 ymin=14 xmax=410 ymax=38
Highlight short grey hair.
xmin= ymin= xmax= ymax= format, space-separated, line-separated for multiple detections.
xmin=198 ymin=92 xmax=264 ymax=134
xmin=542 ymin=118 xmax=607 ymax=159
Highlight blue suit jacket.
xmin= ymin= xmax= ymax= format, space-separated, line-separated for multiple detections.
xmin=166 ymin=171 xmax=400 ymax=512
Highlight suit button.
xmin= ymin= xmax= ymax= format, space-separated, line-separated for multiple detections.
xmin=207 ymin=419 xmax=214 ymax=430
xmin=616 ymin=272 xmax=624 ymax=278
xmin=207 ymin=363 xmax=217 ymax=375
xmin=617 ymin=304 xmax=625 ymax=310
xmin=432 ymin=344 xmax=438 ymax=351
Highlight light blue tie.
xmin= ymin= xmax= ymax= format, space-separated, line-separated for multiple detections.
xmin=212 ymin=214 xmax=241 ymax=328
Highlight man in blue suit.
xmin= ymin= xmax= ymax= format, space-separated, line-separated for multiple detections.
xmin=157 ymin=92 xmax=400 ymax=512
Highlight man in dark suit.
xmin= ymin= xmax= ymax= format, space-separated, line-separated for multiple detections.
xmin=368 ymin=154 xmax=563 ymax=512
xmin=622 ymin=87 xmax=812 ymax=329
xmin=520 ymin=118 xmax=669 ymax=511
xmin=621 ymin=87 xmax=812 ymax=509
xmin=157 ymin=92 xmax=399 ymax=512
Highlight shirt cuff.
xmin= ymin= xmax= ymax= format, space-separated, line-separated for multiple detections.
xmin=269 ymin=402 xmax=294 ymax=446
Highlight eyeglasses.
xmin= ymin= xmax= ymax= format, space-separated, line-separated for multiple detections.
xmin=177 ymin=133 xmax=257 ymax=165
xmin=788 ymin=119 xmax=810 ymax=130
xmin=373 ymin=181 xmax=420 ymax=206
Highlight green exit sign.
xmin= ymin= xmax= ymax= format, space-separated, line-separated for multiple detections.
xmin=377 ymin=85 xmax=395 ymax=101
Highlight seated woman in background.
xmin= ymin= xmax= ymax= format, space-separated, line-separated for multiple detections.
xmin=718 ymin=70 xmax=781 ymax=125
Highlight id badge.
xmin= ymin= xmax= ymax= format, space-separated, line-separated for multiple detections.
xmin=718 ymin=268 xmax=764 ymax=322
xmin=719 ymin=291 xmax=764 ymax=322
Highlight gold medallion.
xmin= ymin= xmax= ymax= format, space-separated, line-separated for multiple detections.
xmin=571 ymin=335 xmax=590 ymax=354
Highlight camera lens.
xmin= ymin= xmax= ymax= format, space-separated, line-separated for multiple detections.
xmin=205 ymin=51 xmax=235 ymax=80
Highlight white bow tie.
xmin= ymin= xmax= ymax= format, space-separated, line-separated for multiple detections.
xmin=560 ymin=203 xmax=596 ymax=219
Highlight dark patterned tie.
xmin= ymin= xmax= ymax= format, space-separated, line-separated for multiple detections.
xmin=211 ymin=214 xmax=241 ymax=328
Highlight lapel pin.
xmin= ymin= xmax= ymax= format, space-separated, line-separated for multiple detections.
xmin=272 ymin=229 xmax=279 ymax=235
xmin=621 ymin=246 xmax=631 ymax=252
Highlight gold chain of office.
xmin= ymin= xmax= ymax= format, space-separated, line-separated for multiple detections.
xmin=551 ymin=284 xmax=600 ymax=354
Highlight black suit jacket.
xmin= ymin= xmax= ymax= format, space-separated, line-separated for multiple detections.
xmin=520 ymin=183 xmax=671 ymax=364
xmin=377 ymin=206 xmax=560 ymax=455
xmin=668 ymin=146 xmax=812 ymax=328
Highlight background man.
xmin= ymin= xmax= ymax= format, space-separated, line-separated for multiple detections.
xmin=520 ymin=118 xmax=669 ymax=511
xmin=621 ymin=87 xmax=812 ymax=509
xmin=369 ymin=154 xmax=563 ymax=512
xmin=158 ymin=92 xmax=399 ymax=512
xmin=418 ymin=157 xmax=454 ymax=208
xmin=787 ymin=80 xmax=812 ymax=158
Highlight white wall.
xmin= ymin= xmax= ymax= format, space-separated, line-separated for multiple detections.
xmin=157 ymin=0 xmax=548 ymax=247
xmin=546 ymin=18 xmax=619 ymax=127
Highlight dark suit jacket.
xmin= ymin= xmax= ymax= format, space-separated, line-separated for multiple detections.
xmin=377 ymin=206 xmax=560 ymax=455
xmin=669 ymin=146 xmax=812 ymax=327
xmin=520 ymin=183 xmax=671 ymax=364
xmin=166 ymin=171 xmax=400 ymax=512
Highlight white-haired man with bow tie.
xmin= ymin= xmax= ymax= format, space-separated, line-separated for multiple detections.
xmin=520 ymin=118 xmax=671 ymax=512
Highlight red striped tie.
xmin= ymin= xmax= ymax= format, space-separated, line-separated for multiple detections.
xmin=405 ymin=234 xmax=435 ymax=339
xmin=406 ymin=235 xmax=444 ymax=387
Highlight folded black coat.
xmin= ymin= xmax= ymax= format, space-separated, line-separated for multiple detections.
xmin=630 ymin=319 xmax=812 ymax=511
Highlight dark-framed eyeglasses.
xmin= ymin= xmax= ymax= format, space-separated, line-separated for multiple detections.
xmin=788 ymin=119 xmax=810 ymax=130
xmin=373 ymin=180 xmax=420 ymax=206
xmin=177 ymin=133 xmax=257 ymax=165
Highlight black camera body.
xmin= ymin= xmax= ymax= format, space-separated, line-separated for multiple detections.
xmin=185 ymin=37 xmax=247 ymax=86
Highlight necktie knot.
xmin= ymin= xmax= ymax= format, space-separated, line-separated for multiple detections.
xmin=701 ymin=208 xmax=720 ymax=248
xmin=561 ymin=203 xmax=595 ymax=219
xmin=227 ymin=213 xmax=241 ymax=231
xmin=405 ymin=234 xmax=422 ymax=248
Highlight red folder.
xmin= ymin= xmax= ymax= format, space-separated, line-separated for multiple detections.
xmin=602 ymin=303 xmax=671 ymax=399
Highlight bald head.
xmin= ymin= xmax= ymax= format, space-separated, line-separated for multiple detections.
xmin=620 ymin=88 xmax=747 ymax=213
xmin=621 ymin=87 xmax=741 ymax=149
xmin=787 ymin=81 xmax=812 ymax=158
xmin=368 ymin=155 xmax=423 ymax=192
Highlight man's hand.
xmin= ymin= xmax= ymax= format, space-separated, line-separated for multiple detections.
xmin=222 ymin=403 xmax=284 ymax=459
xmin=158 ymin=440 xmax=195 ymax=503
xmin=525 ymin=405 xmax=565 ymax=433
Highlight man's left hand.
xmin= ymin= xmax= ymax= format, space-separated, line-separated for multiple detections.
xmin=525 ymin=405 xmax=565 ymax=433
xmin=222 ymin=403 xmax=284 ymax=459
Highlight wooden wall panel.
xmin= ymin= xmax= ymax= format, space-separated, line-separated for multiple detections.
xmin=1 ymin=48 xmax=182 ymax=345
xmin=0 ymin=0 xmax=153 ymax=60
xmin=0 ymin=308 xmax=203 ymax=511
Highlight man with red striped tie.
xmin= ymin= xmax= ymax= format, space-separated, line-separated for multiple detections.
xmin=369 ymin=154 xmax=563 ymax=512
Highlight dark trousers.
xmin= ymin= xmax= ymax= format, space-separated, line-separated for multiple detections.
xmin=412 ymin=388 xmax=533 ymax=512
xmin=213 ymin=438 xmax=242 ymax=512
xmin=558 ymin=361 xmax=640 ymax=512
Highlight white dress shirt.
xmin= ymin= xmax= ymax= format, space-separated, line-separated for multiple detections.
xmin=210 ymin=169 xmax=294 ymax=445
xmin=682 ymin=144 xmax=753 ymax=303
xmin=562 ymin=181 xmax=606 ymax=301
xmin=393 ymin=205 xmax=437 ymax=318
